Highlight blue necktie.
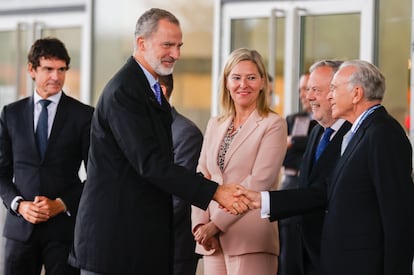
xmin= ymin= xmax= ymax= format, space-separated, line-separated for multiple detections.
xmin=36 ymin=99 xmax=51 ymax=158
xmin=153 ymin=82 xmax=162 ymax=105
xmin=315 ymin=127 xmax=334 ymax=161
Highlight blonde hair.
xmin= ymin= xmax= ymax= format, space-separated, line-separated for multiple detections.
xmin=219 ymin=48 xmax=272 ymax=121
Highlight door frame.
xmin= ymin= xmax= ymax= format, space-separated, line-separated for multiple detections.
xmin=213 ymin=0 xmax=375 ymax=116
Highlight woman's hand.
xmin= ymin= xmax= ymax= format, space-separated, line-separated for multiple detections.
xmin=193 ymin=221 xmax=220 ymax=245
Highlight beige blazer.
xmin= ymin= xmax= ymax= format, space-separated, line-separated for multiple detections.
xmin=192 ymin=109 xmax=287 ymax=256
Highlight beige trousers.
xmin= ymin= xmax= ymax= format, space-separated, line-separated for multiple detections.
xmin=203 ymin=249 xmax=278 ymax=275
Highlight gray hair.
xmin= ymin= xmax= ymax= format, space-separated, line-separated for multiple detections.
xmin=309 ymin=59 xmax=343 ymax=74
xmin=340 ymin=60 xmax=385 ymax=101
xmin=134 ymin=8 xmax=180 ymax=40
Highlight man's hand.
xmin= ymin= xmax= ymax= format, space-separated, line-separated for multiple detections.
xmin=213 ymin=184 xmax=250 ymax=215
xmin=234 ymin=187 xmax=262 ymax=210
xmin=18 ymin=196 xmax=66 ymax=224
xmin=18 ymin=200 xmax=50 ymax=224
xmin=33 ymin=196 xmax=66 ymax=218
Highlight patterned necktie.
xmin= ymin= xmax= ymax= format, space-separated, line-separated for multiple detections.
xmin=315 ymin=127 xmax=334 ymax=161
xmin=36 ymin=99 xmax=51 ymax=158
xmin=153 ymin=82 xmax=162 ymax=105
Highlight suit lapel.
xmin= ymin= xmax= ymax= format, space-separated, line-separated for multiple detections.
xmin=210 ymin=117 xmax=232 ymax=172
xmin=327 ymin=128 xmax=363 ymax=199
xmin=223 ymin=110 xmax=261 ymax=170
xmin=302 ymin=125 xmax=323 ymax=184
xmin=25 ymin=96 xmax=39 ymax=158
xmin=46 ymin=93 xmax=68 ymax=159
xmin=328 ymin=109 xmax=382 ymax=199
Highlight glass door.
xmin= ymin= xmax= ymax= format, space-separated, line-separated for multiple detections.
xmin=213 ymin=0 xmax=375 ymax=116
xmin=0 ymin=0 xmax=92 ymax=109
xmin=0 ymin=2 xmax=92 ymax=273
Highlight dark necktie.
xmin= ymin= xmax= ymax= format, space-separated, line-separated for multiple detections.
xmin=36 ymin=99 xmax=51 ymax=158
xmin=315 ymin=127 xmax=334 ymax=161
xmin=153 ymin=82 xmax=162 ymax=105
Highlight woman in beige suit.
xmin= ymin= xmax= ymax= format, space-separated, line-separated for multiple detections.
xmin=192 ymin=48 xmax=287 ymax=275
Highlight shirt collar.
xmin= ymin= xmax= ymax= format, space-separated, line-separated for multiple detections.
xmin=329 ymin=118 xmax=346 ymax=132
xmin=33 ymin=90 xmax=62 ymax=105
xmin=350 ymin=104 xmax=381 ymax=133
xmin=135 ymin=58 xmax=158 ymax=89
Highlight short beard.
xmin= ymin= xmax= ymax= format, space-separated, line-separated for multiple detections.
xmin=144 ymin=47 xmax=175 ymax=76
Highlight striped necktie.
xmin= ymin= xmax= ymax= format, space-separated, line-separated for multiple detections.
xmin=153 ymin=82 xmax=162 ymax=105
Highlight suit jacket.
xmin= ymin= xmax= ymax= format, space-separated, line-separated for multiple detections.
xmin=192 ymin=110 xmax=287 ymax=256
xmin=170 ymin=107 xmax=203 ymax=261
xmin=0 ymin=93 xmax=93 ymax=242
xmin=320 ymin=106 xmax=414 ymax=275
xmin=283 ymin=111 xmax=316 ymax=171
xmin=267 ymin=120 xmax=350 ymax=271
xmin=69 ymin=57 xmax=218 ymax=275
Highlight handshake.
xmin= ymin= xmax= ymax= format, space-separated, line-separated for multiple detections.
xmin=193 ymin=184 xmax=264 ymax=251
xmin=213 ymin=184 xmax=262 ymax=215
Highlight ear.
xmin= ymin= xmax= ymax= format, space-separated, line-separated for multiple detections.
xmin=160 ymin=84 xmax=168 ymax=98
xmin=28 ymin=63 xmax=36 ymax=79
xmin=352 ymin=86 xmax=364 ymax=104
xmin=136 ymin=36 xmax=145 ymax=51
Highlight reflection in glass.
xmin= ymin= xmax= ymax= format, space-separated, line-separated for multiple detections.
xmin=0 ymin=30 xmax=28 ymax=108
xmin=231 ymin=18 xmax=286 ymax=114
xmin=302 ymin=14 xmax=360 ymax=71
xmin=42 ymin=27 xmax=82 ymax=100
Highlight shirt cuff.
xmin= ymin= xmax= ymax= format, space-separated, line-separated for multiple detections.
xmin=260 ymin=191 xmax=270 ymax=219
xmin=10 ymin=196 xmax=24 ymax=215
xmin=56 ymin=198 xmax=71 ymax=216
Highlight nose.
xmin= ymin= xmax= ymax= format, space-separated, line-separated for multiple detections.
xmin=327 ymin=90 xmax=333 ymax=100
xmin=239 ymin=78 xmax=249 ymax=88
xmin=170 ymin=46 xmax=180 ymax=60
xmin=50 ymin=70 xmax=59 ymax=80
xmin=306 ymin=90 xmax=314 ymax=101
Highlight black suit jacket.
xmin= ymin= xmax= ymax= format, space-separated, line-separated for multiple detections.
xmin=269 ymin=121 xmax=351 ymax=270
xmin=171 ymin=107 xmax=203 ymax=261
xmin=69 ymin=57 xmax=218 ymax=274
xmin=297 ymin=121 xmax=351 ymax=268
xmin=0 ymin=93 xmax=93 ymax=242
xmin=321 ymin=106 xmax=414 ymax=275
xmin=283 ymin=111 xmax=317 ymax=170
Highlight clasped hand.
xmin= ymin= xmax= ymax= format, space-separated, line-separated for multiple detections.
xmin=214 ymin=184 xmax=262 ymax=215
xmin=213 ymin=184 xmax=251 ymax=215
xmin=17 ymin=196 xmax=65 ymax=224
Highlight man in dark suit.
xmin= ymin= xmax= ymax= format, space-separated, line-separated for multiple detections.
xmin=277 ymin=60 xmax=350 ymax=275
xmin=159 ymin=74 xmax=203 ymax=275
xmin=278 ymin=73 xmax=317 ymax=275
xmin=323 ymin=60 xmax=414 ymax=275
xmin=0 ymin=37 xmax=94 ymax=275
xmin=287 ymin=60 xmax=350 ymax=275
xmin=68 ymin=8 xmax=248 ymax=275
xmin=239 ymin=60 xmax=414 ymax=275
xmin=280 ymin=73 xmax=314 ymax=191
